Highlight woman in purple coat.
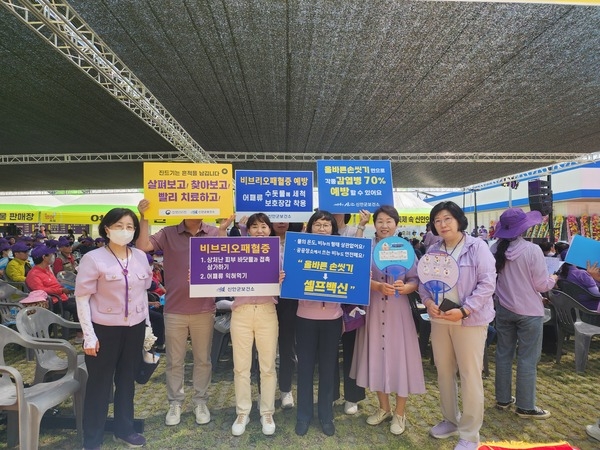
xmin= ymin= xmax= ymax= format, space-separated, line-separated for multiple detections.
xmin=418 ymin=201 xmax=496 ymax=450
xmin=351 ymin=205 xmax=426 ymax=436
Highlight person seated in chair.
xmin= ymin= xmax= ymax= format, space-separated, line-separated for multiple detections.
xmin=78 ymin=237 xmax=96 ymax=256
xmin=53 ymin=237 xmax=79 ymax=275
xmin=557 ymin=256 xmax=600 ymax=311
xmin=5 ymin=241 xmax=32 ymax=282
xmin=0 ymin=240 xmax=11 ymax=278
xmin=25 ymin=245 xmax=83 ymax=342
xmin=146 ymin=253 xmax=165 ymax=351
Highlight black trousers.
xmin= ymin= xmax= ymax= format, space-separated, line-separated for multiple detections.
xmin=149 ymin=309 xmax=165 ymax=347
xmin=296 ymin=316 xmax=342 ymax=424
xmin=82 ymin=321 xmax=145 ymax=448
xmin=276 ymin=297 xmax=298 ymax=392
xmin=334 ymin=329 xmax=365 ymax=403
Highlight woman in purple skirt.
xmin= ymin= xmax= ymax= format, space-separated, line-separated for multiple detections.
xmin=351 ymin=205 xmax=426 ymax=436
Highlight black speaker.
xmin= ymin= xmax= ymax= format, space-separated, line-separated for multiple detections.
xmin=528 ymin=179 xmax=552 ymax=216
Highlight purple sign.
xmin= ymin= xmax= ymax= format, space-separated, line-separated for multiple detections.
xmin=189 ymin=236 xmax=280 ymax=297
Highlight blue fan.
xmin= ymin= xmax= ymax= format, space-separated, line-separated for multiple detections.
xmin=417 ymin=251 xmax=459 ymax=305
xmin=373 ymin=237 xmax=416 ymax=297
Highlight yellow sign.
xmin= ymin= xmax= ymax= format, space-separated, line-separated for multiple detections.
xmin=398 ymin=213 xmax=430 ymax=226
xmin=0 ymin=211 xmax=38 ymax=223
xmin=143 ymin=162 xmax=234 ymax=220
xmin=349 ymin=212 xmax=430 ymax=226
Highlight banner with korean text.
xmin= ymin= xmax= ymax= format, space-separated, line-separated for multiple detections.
xmin=143 ymin=162 xmax=233 ymax=220
xmin=317 ymin=160 xmax=393 ymax=213
xmin=280 ymin=232 xmax=372 ymax=305
xmin=0 ymin=210 xmax=38 ymax=224
xmin=235 ymin=170 xmax=314 ymax=222
xmin=189 ymin=236 xmax=280 ymax=298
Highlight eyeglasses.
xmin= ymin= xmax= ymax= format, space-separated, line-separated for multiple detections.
xmin=433 ymin=217 xmax=454 ymax=227
xmin=109 ymin=224 xmax=136 ymax=232
xmin=312 ymin=222 xmax=332 ymax=230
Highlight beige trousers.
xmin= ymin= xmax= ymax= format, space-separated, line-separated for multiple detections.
xmin=230 ymin=303 xmax=279 ymax=416
xmin=431 ymin=322 xmax=487 ymax=443
xmin=164 ymin=312 xmax=214 ymax=406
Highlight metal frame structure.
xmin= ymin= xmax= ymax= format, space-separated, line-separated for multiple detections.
xmin=1 ymin=0 xmax=214 ymax=164
xmin=0 ymin=151 xmax=590 ymax=165
xmin=2 ymin=0 xmax=598 ymax=195
xmin=465 ymin=152 xmax=600 ymax=191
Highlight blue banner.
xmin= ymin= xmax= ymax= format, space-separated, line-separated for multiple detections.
xmin=316 ymin=160 xmax=393 ymax=213
xmin=235 ymin=170 xmax=313 ymax=222
xmin=280 ymin=232 xmax=372 ymax=305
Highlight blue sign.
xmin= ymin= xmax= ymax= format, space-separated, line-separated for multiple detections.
xmin=235 ymin=170 xmax=313 ymax=222
xmin=564 ymin=234 xmax=600 ymax=269
xmin=316 ymin=160 xmax=393 ymax=213
xmin=280 ymin=232 xmax=372 ymax=305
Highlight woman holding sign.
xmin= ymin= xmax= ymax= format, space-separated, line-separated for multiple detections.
xmin=418 ymin=201 xmax=496 ymax=450
xmin=230 ymin=213 xmax=281 ymax=437
xmin=295 ymin=210 xmax=343 ymax=437
xmin=351 ymin=205 xmax=425 ymax=436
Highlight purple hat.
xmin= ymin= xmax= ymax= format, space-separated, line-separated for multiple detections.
xmin=31 ymin=241 xmax=45 ymax=248
xmin=31 ymin=245 xmax=57 ymax=259
xmin=45 ymin=239 xmax=60 ymax=249
xmin=146 ymin=253 xmax=154 ymax=265
xmin=153 ymin=250 xmax=163 ymax=256
xmin=20 ymin=236 xmax=33 ymax=242
xmin=0 ymin=242 xmax=10 ymax=252
xmin=11 ymin=242 xmax=30 ymax=253
xmin=58 ymin=237 xmax=71 ymax=248
xmin=494 ymin=208 xmax=542 ymax=239
xmin=34 ymin=233 xmax=45 ymax=240
xmin=94 ymin=237 xmax=105 ymax=244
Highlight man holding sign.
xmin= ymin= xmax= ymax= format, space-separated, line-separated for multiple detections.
xmin=136 ymin=199 xmax=233 ymax=428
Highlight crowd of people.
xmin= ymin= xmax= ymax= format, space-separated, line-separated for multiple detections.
xmin=3 ymin=200 xmax=600 ymax=449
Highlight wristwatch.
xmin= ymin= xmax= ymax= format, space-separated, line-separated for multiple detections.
xmin=460 ymin=307 xmax=470 ymax=319
xmin=357 ymin=225 xmax=366 ymax=231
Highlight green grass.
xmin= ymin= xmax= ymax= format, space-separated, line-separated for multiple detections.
xmin=2 ymin=338 xmax=600 ymax=450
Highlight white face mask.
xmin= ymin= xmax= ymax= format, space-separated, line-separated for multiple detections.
xmin=154 ymin=256 xmax=163 ymax=263
xmin=107 ymin=229 xmax=134 ymax=246
xmin=7 ymin=251 xmax=13 ymax=258
xmin=48 ymin=255 xmax=56 ymax=265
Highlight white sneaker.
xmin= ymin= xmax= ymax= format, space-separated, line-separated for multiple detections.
xmin=261 ymin=413 xmax=276 ymax=435
xmin=232 ymin=414 xmax=250 ymax=436
xmin=194 ymin=403 xmax=211 ymax=424
xmin=344 ymin=401 xmax=358 ymax=415
xmin=390 ymin=414 xmax=406 ymax=435
xmin=281 ymin=391 xmax=294 ymax=409
xmin=165 ymin=403 xmax=181 ymax=426
xmin=586 ymin=423 xmax=600 ymax=441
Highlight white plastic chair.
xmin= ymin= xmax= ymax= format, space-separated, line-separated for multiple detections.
xmin=16 ymin=307 xmax=88 ymax=393
xmin=0 ymin=325 xmax=83 ymax=450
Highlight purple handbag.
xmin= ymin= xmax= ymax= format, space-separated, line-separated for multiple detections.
xmin=342 ymin=304 xmax=366 ymax=333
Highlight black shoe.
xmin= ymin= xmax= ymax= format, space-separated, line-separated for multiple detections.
xmin=515 ymin=406 xmax=551 ymax=420
xmin=320 ymin=420 xmax=335 ymax=436
xmin=496 ymin=396 xmax=515 ymax=410
xmin=295 ymin=421 xmax=310 ymax=436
